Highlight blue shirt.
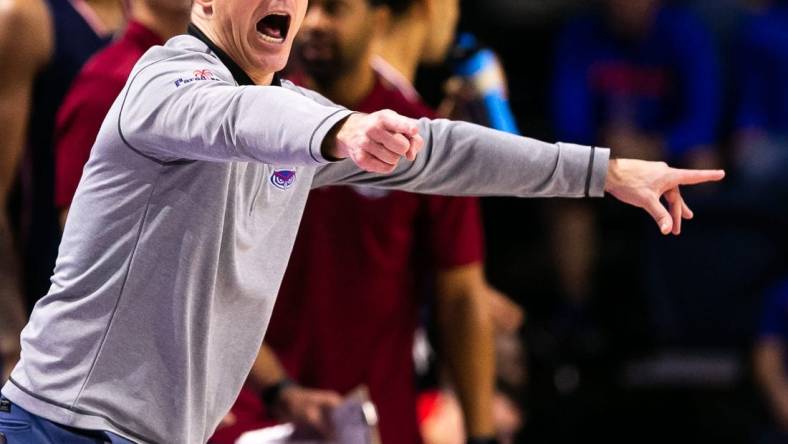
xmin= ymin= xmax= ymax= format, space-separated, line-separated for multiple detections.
xmin=736 ymin=6 xmax=788 ymax=134
xmin=553 ymin=6 xmax=720 ymax=161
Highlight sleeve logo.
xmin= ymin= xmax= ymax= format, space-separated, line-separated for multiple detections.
xmin=174 ymin=68 xmax=221 ymax=87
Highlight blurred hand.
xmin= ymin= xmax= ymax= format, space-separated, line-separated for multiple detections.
xmin=604 ymin=158 xmax=725 ymax=235
xmin=329 ymin=110 xmax=424 ymax=173
xmin=493 ymin=392 xmax=523 ymax=444
xmin=275 ymin=385 xmax=342 ymax=437
xmin=486 ymin=287 xmax=524 ymax=334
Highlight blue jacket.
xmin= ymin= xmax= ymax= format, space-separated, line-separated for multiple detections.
xmin=736 ymin=6 xmax=788 ymax=134
xmin=553 ymin=6 xmax=720 ymax=161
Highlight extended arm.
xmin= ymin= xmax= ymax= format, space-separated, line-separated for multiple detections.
xmin=316 ymin=111 xmax=724 ymax=235
xmin=316 ymin=112 xmax=610 ymax=198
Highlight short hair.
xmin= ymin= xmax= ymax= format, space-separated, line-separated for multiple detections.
xmin=368 ymin=0 xmax=416 ymax=16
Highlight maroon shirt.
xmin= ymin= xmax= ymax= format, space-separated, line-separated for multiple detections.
xmin=55 ymin=21 xmax=163 ymax=208
xmin=213 ymin=74 xmax=484 ymax=444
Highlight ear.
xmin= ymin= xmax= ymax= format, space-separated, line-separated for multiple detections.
xmin=193 ymin=0 xmax=213 ymax=17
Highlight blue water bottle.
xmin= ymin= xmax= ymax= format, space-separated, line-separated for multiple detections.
xmin=452 ymin=33 xmax=520 ymax=135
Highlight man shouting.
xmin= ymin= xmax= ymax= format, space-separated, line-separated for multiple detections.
xmin=0 ymin=0 xmax=723 ymax=442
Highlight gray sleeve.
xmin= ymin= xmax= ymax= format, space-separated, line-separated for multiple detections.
xmin=312 ymin=118 xmax=610 ymax=198
xmin=280 ymin=79 xmax=337 ymax=107
xmin=118 ymin=54 xmax=353 ymax=164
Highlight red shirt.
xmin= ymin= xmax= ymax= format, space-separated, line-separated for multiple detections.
xmin=55 ymin=21 xmax=163 ymax=208
xmin=213 ymin=74 xmax=484 ymax=444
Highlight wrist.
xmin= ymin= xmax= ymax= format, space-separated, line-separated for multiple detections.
xmin=604 ymin=158 xmax=620 ymax=192
xmin=321 ymin=112 xmax=362 ymax=161
xmin=261 ymin=377 xmax=296 ymax=412
xmin=321 ymin=120 xmax=346 ymax=161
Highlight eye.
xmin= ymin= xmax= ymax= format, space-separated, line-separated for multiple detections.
xmin=324 ymin=0 xmax=346 ymax=16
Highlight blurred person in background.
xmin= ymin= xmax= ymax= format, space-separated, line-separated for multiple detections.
xmin=742 ymin=4 xmax=788 ymax=441
xmin=211 ymin=0 xmax=503 ymax=443
xmin=754 ymin=279 xmax=788 ymax=444
xmin=733 ymin=0 xmax=788 ymax=194
xmin=0 ymin=0 xmax=125 ymax=382
xmin=554 ymin=0 xmax=721 ymax=167
xmin=546 ymin=0 xmax=721 ymax=332
xmin=55 ymin=0 xmax=193 ymax=223
xmin=376 ymin=3 xmax=527 ymax=443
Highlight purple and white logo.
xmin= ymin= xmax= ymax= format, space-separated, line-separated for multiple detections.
xmin=270 ymin=169 xmax=296 ymax=190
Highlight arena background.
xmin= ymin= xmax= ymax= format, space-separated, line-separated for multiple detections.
xmin=415 ymin=0 xmax=787 ymax=442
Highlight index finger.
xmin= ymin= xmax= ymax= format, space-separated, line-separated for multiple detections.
xmin=378 ymin=111 xmax=420 ymax=137
xmin=669 ymin=168 xmax=725 ymax=186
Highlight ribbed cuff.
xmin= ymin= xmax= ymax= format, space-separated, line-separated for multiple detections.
xmin=554 ymin=143 xmax=610 ymax=198
xmin=308 ymin=109 xmax=356 ymax=164
xmin=587 ymin=145 xmax=610 ymax=197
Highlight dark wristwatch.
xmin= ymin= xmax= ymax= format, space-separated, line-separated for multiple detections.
xmin=261 ymin=377 xmax=296 ymax=410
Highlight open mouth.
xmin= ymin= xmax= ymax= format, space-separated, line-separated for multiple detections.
xmin=257 ymin=13 xmax=291 ymax=44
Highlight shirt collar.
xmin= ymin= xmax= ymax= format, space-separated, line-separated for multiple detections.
xmin=188 ymin=24 xmax=281 ymax=87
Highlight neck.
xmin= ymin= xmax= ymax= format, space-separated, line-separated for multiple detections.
xmin=132 ymin=3 xmax=190 ymax=42
xmin=249 ymin=71 xmax=275 ymax=86
xmin=375 ymin=15 xmax=426 ymax=83
xmin=311 ymin=57 xmax=376 ymax=108
xmin=190 ymin=18 xmax=274 ymax=85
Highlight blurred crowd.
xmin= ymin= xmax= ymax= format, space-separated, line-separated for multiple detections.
xmin=0 ymin=0 xmax=787 ymax=443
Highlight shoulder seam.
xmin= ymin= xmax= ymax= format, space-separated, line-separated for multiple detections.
xmin=116 ymin=49 xmax=232 ymax=164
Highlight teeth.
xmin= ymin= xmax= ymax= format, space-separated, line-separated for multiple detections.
xmin=258 ymin=33 xmax=285 ymax=44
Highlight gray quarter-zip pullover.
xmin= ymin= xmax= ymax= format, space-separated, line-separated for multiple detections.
xmin=3 ymin=33 xmax=609 ymax=444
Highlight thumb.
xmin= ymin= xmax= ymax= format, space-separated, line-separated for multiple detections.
xmin=405 ymin=133 xmax=424 ymax=161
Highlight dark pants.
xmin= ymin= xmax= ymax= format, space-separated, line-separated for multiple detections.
xmin=0 ymin=395 xmax=135 ymax=444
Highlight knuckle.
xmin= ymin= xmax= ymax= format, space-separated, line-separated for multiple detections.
xmin=364 ymin=126 xmax=377 ymax=138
